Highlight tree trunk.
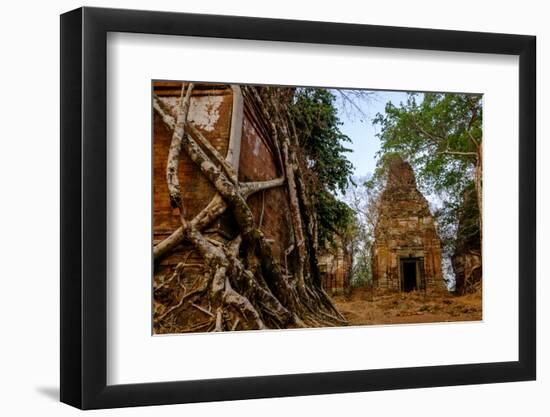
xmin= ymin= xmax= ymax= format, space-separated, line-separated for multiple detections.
xmin=153 ymin=84 xmax=346 ymax=333
xmin=474 ymin=142 xmax=482 ymax=244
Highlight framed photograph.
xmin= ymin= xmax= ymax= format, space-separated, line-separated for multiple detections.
xmin=60 ymin=6 xmax=536 ymax=409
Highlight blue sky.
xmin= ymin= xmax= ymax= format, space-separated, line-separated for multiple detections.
xmin=331 ymin=90 xmax=409 ymax=178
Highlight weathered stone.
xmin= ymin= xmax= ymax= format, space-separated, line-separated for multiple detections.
xmin=318 ymin=235 xmax=352 ymax=295
xmin=371 ymin=156 xmax=445 ymax=292
xmin=452 ymin=185 xmax=482 ymax=294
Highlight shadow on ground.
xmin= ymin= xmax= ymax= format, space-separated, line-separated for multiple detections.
xmin=36 ymin=386 xmax=59 ymax=401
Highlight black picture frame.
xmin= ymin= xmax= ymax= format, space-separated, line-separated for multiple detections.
xmin=60 ymin=6 xmax=536 ymax=410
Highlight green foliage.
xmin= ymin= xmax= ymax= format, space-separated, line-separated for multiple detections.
xmin=291 ymin=88 xmax=355 ymax=194
xmin=348 ymin=219 xmax=372 ymax=288
xmin=372 ymin=93 xmax=482 ymax=257
xmin=454 ymin=182 xmax=481 ymax=252
xmin=373 ymin=92 xmax=481 ymax=199
xmin=314 ymin=190 xmax=355 ymax=247
xmin=290 ymin=88 xmax=355 ymax=246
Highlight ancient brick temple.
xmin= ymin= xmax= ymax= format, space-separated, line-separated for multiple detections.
xmin=318 ymin=235 xmax=352 ymax=295
xmin=371 ymin=156 xmax=444 ymax=292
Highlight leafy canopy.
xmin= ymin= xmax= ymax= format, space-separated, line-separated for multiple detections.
xmin=373 ymin=92 xmax=482 ymax=200
xmin=372 ymin=93 xmax=482 ymax=259
xmin=290 ymin=88 xmax=355 ymax=245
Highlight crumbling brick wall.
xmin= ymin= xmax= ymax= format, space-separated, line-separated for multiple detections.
xmin=318 ymin=235 xmax=352 ymax=295
xmin=153 ymin=82 xmax=295 ymax=293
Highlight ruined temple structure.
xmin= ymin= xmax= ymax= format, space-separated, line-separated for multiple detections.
xmin=318 ymin=235 xmax=352 ymax=295
xmin=452 ymin=185 xmax=482 ymax=294
xmin=371 ymin=156 xmax=445 ymax=292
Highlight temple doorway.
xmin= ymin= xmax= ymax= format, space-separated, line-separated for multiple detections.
xmin=400 ymin=258 xmax=423 ymax=292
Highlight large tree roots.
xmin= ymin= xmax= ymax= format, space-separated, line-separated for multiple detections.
xmin=153 ymin=84 xmax=346 ymax=333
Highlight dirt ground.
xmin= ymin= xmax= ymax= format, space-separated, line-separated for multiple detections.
xmin=332 ymin=286 xmax=482 ymax=326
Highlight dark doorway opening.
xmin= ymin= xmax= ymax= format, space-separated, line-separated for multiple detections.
xmin=402 ymin=260 xmax=418 ymax=292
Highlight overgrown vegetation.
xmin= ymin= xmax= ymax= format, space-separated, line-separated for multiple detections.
xmin=153 ymin=84 xmax=357 ymax=332
xmin=290 ymin=88 xmax=356 ymax=247
xmin=340 ymin=175 xmax=379 ymax=287
xmin=372 ymin=93 xmax=483 ymax=286
xmin=152 ymin=84 xmax=483 ymax=333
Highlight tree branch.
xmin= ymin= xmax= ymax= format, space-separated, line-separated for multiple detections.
xmin=165 ymin=83 xmax=194 ymax=209
xmin=188 ymin=123 xmax=239 ymax=185
xmin=153 ymin=85 xmax=244 ymax=260
xmin=227 ymin=85 xmax=244 ymax=171
xmin=153 ymin=95 xmax=285 ymax=260
xmin=337 ymin=90 xmax=370 ymax=119
xmin=154 ymin=176 xmax=284 ymax=260
xmin=411 ymin=120 xmax=447 ymax=145
xmin=466 ymin=129 xmax=480 ymax=147
xmin=153 ymin=196 xmax=226 ymax=260
xmin=437 ymin=150 xmax=477 ymax=157
xmin=240 ymin=177 xmax=285 ymax=198
xmin=154 ymin=94 xmax=239 ymax=185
